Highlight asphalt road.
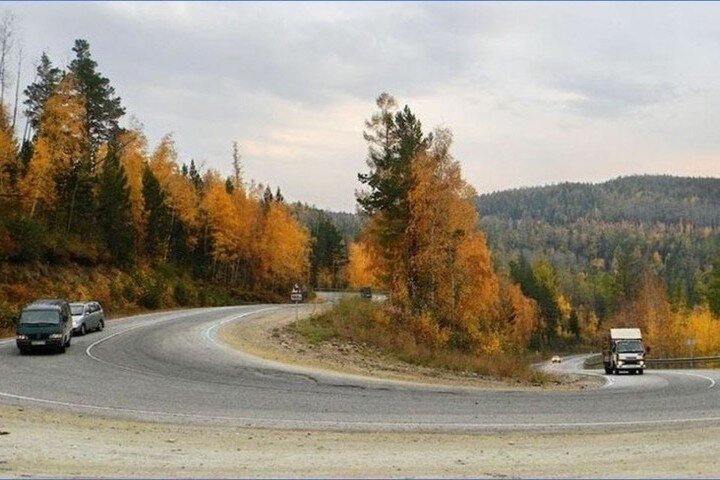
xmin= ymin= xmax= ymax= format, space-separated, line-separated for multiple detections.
xmin=1 ymin=304 xmax=719 ymax=433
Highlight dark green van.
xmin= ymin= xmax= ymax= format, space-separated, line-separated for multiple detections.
xmin=16 ymin=299 xmax=73 ymax=354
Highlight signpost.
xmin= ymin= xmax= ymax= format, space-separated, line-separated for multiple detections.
xmin=687 ymin=338 xmax=697 ymax=368
xmin=291 ymin=284 xmax=302 ymax=322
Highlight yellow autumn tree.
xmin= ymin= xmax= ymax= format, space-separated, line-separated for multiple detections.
xmin=201 ymin=172 xmax=244 ymax=265
xmin=19 ymin=75 xmax=87 ymax=220
xmin=149 ymin=134 xmax=201 ymax=247
xmin=347 ymin=241 xmax=381 ymax=288
xmin=257 ymin=201 xmax=311 ymax=292
xmin=403 ymin=129 xmax=507 ymax=351
xmin=117 ymin=129 xmax=149 ymax=244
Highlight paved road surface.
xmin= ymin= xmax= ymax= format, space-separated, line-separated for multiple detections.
xmin=1 ymin=305 xmax=719 ymax=432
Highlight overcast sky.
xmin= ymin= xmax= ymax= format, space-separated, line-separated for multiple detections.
xmin=6 ymin=2 xmax=720 ymax=211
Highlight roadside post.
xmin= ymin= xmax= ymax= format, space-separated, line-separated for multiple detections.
xmin=291 ymin=284 xmax=302 ymax=322
xmin=687 ymin=338 xmax=697 ymax=368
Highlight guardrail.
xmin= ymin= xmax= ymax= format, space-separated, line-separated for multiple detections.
xmin=583 ymin=354 xmax=720 ymax=370
xmin=646 ymin=356 xmax=720 ymax=369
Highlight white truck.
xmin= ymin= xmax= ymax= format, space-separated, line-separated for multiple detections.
xmin=602 ymin=328 xmax=647 ymax=375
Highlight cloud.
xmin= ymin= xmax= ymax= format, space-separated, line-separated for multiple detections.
xmin=4 ymin=2 xmax=720 ymax=210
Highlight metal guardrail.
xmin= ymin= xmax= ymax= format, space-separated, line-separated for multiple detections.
xmin=646 ymin=356 xmax=720 ymax=369
xmin=584 ymin=354 xmax=720 ymax=369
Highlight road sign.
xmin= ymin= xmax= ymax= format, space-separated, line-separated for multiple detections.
xmin=291 ymin=292 xmax=303 ymax=302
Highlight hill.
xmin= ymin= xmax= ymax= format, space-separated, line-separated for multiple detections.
xmin=477 ymin=175 xmax=720 ymax=227
xmin=476 ymin=175 xmax=720 ymax=310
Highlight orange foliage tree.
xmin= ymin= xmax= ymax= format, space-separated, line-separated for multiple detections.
xmin=357 ymin=94 xmax=540 ymax=353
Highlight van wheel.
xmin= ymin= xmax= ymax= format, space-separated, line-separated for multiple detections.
xmin=639 ymin=369 xmax=644 ymax=375
xmin=79 ymin=324 xmax=86 ymax=336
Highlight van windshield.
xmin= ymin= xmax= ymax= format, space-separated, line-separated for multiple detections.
xmin=19 ymin=310 xmax=61 ymax=325
xmin=617 ymin=339 xmax=644 ymax=353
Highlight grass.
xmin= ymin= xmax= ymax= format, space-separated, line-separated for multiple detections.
xmin=291 ymin=297 xmax=551 ymax=385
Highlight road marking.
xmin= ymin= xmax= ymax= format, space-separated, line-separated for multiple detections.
xmin=84 ymin=307 xmax=260 ymax=377
xmin=2 ymin=388 xmax=720 ymax=431
xmin=202 ymin=306 xmax=281 ymax=345
xmin=661 ymin=370 xmax=716 ymax=389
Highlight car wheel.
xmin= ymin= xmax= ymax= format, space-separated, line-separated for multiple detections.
xmin=97 ymin=320 xmax=104 ymax=331
xmin=18 ymin=348 xmax=29 ymax=355
xmin=58 ymin=343 xmax=66 ymax=354
xmin=80 ymin=324 xmax=86 ymax=336
xmin=66 ymin=334 xmax=71 ymax=347
xmin=639 ymin=369 xmax=644 ymax=375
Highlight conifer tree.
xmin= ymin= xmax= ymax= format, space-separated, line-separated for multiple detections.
xmin=98 ymin=141 xmax=134 ymax=264
xmin=23 ymin=52 xmax=63 ymax=133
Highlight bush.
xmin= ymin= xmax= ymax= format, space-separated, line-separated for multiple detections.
xmin=6 ymin=219 xmax=47 ymax=262
xmin=173 ymin=280 xmax=195 ymax=306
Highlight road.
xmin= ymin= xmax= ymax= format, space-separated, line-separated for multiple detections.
xmin=0 ymin=304 xmax=719 ymax=433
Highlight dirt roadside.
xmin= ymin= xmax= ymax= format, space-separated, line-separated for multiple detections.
xmin=218 ymin=303 xmax=600 ymax=391
xmin=0 ymin=403 xmax=718 ymax=477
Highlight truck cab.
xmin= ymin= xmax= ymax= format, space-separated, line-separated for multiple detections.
xmin=602 ymin=328 xmax=646 ymax=375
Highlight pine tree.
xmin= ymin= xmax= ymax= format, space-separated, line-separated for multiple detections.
xmin=68 ymin=39 xmax=125 ymax=157
xmin=141 ymin=165 xmax=171 ymax=260
xmin=274 ymin=187 xmax=284 ymax=203
xmin=707 ymin=251 xmax=720 ymax=317
xmin=97 ymin=141 xmax=134 ymax=264
xmin=23 ymin=52 xmax=63 ymax=133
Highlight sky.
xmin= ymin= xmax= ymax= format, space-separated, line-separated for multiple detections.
xmin=5 ymin=2 xmax=720 ymax=211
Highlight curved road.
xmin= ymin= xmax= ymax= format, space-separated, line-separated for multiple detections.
xmin=1 ymin=304 xmax=719 ymax=433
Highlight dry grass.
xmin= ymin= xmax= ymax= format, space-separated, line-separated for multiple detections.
xmin=292 ymin=298 xmax=550 ymax=384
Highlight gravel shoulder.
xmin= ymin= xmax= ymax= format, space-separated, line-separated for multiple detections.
xmin=1 ymin=403 xmax=718 ymax=478
xmin=218 ymin=303 xmax=600 ymax=391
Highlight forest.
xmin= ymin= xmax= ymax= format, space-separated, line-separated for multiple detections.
xmin=476 ymin=176 xmax=720 ymax=356
xmin=0 ymin=35 xmax=313 ymax=329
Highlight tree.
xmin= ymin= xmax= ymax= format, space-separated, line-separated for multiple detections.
xmin=357 ymin=93 xmax=432 ymax=289
xmin=0 ymin=11 xmax=14 ymax=107
xmin=68 ymin=39 xmax=125 ymax=156
xmin=32 ymin=74 xmax=90 ymax=232
xmin=18 ymin=136 xmax=53 ymax=218
xmin=231 ymin=141 xmax=243 ymax=189
xmin=0 ymin=102 xmax=18 ymax=196
xmin=141 ymin=165 xmax=172 ymax=260
xmin=97 ymin=141 xmax=134 ymax=264
xmin=116 ymin=129 xmax=148 ymax=251
xmin=262 ymin=202 xmax=311 ymax=291
xmin=310 ymin=214 xmax=346 ymax=288
xmin=23 ymin=52 xmax=63 ymax=133
xmin=707 ymin=250 xmax=720 ymax=317
xmin=347 ymin=241 xmax=379 ymax=288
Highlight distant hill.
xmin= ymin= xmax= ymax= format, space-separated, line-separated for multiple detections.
xmin=476 ymin=175 xmax=720 ymax=306
xmin=477 ymin=175 xmax=720 ymax=227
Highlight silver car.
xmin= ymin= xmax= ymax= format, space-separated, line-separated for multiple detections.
xmin=70 ymin=302 xmax=105 ymax=335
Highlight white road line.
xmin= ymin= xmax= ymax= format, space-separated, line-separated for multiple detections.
xmin=84 ymin=307 xmax=260 ymax=377
xmin=2 ymin=388 xmax=720 ymax=431
xmin=661 ymin=370 xmax=717 ymax=389
xmin=202 ymin=306 xmax=281 ymax=344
